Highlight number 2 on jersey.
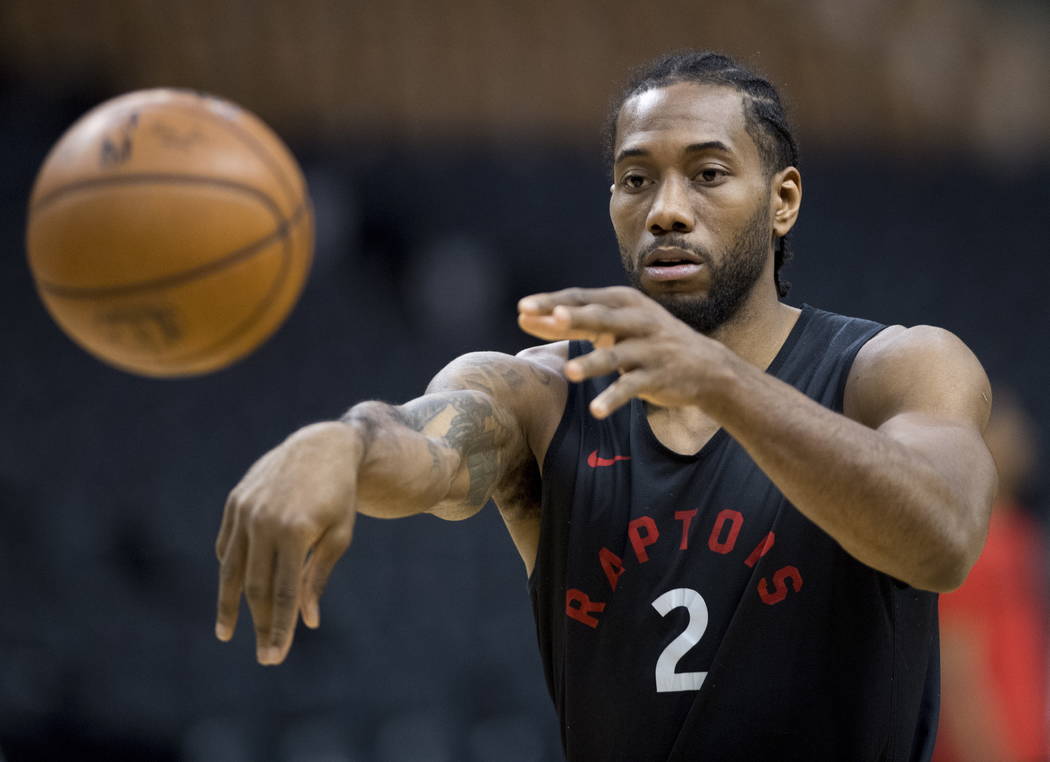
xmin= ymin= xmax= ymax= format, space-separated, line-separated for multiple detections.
xmin=651 ymin=588 xmax=709 ymax=693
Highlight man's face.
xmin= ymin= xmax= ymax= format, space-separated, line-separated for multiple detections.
xmin=609 ymin=82 xmax=775 ymax=334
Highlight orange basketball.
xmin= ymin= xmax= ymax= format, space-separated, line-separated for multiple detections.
xmin=26 ymin=89 xmax=313 ymax=377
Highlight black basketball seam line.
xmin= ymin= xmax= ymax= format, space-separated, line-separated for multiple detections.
xmin=160 ymin=99 xmax=299 ymax=207
xmin=37 ymin=93 xmax=302 ymax=212
xmin=30 ymin=172 xmax=282 ymax=218
xmin=32 ymin=180 xmax=304 ymax=298
xmin=58 ymin=204 xmax=307 ymax=374
xmin=36 ymin=201 xmax=306 ymax=299
xmin=158 ymin=206 xmax=304 ymax=368
xmin=153 ymin=98 xmax=301 ymax=211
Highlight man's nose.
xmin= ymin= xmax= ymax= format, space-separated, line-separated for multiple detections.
xmin=645 ymin=175 xmax=694 ymax=235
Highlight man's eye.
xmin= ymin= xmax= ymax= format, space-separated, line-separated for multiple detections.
xmin=696 ymin=168 xmax=727 ymax=183
xmin=621 ymin=174 xmax=649 ymax=190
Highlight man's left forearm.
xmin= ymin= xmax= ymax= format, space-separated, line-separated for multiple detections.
xmin=706 ymin=360 xmax=991 ymax=591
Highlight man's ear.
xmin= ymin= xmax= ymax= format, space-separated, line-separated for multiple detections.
xmin=771 ymin=167 xmax=802 ymax=239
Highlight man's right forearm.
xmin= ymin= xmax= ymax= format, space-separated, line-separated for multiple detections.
xmin=338 ymin=400 xmax=460 ymax=518
xmin=341 ymin=389 xmax=518 ymax=520
xmin=215 ymin=351 xmax=539 ymax=663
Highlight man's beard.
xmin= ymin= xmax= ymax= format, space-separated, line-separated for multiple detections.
xmin=624 ymin=203 xmax=771 ymax=335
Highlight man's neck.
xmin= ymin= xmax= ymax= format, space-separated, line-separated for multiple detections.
xmin=645 ymin=284 xmax=800 ymax=452
xmin=708 ymin=286 xmax=800 ymax=373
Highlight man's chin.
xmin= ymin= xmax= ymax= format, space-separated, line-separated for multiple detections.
xmin=634 ymin=287 xmax=723 ymax=335
xmin=630 ymin=277 xmax=700 ymax=304
xmin=664 ymin=301 xmax=725 ymax=335
xmin=631 ymin=283 xmax=743 ymax=335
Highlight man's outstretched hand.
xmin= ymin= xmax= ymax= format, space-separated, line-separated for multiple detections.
xmin=214 ymin=422 xmax=361 ymax=665
xmin=518 ymin=286 xmax=736 ymax=417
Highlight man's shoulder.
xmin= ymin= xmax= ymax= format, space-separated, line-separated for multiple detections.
xmin=845 ymin=322 xmax=990 ymax=428
xmin=427 ymin=345 xmax=562 ymax=389
xmin=853 ymin=323 xmax=975 ymax=374
xmin=427 ymin=345 xmax=569 ymax=436
xmin=799 ymin=305 xmax=975 ymax=368
xmin=516 ymin=340 xmax=570 ymax=374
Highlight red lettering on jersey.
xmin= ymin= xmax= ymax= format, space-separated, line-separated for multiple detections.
xmin=674 ymin=509 xmax=698 ymax=550
xmin=707 ymin=509 xmax=743 ymax=554
xmin=627 ymin=516 xmax=659 ymax=563
xmin=599 ymin=547 xmax=626 ymax=591
xmin=566 ymin=588 xmax=606 ymax=628
xmin=744 ymin=532 xmax=776 ymax=568
xmin=757 ymin=565 xmax=804 ymax=605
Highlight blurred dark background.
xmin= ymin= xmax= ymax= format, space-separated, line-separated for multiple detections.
xmin=1 ymin=1 xmax=1048 ymax=760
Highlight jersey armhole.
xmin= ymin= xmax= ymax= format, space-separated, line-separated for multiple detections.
xmin=833 ymin=323 xmax=890 ymax=413
xmin=527 ymin=340 xmax=587 ymax=590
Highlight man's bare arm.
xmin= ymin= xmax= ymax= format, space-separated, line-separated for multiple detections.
xmin=344 ymin=353 xmax=538 ymax=520
xmin=519 ymin=287 xmax=996 ymax=592
xmin=709 ymin=325 xmax=995 ymax=591
xmin=214 ymin=351 xmax=554 ymax=666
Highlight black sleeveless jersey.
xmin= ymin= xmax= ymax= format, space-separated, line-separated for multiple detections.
xmin=529 ymin=305 xmax=940 ymax=762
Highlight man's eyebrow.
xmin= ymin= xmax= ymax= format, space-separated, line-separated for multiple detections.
xmin=685 ymin=140 xmax=731 ymax=155
xmin=614 ymin=147 xmax=649 ymax=164
xmin=614 ymin=140 xmax=732 ymax=165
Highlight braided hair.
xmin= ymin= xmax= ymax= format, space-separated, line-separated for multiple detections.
xmin=605 ymin=51 xmax=800 ymax=297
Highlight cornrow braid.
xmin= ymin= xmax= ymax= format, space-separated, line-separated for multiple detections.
xmin=604 ymin=51 xmax=800 ymax=297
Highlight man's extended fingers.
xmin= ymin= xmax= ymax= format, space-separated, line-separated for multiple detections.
xmin=565 ymin=341 xmax=646 ymax=382
xmin=519 ymin=303 xmax=642 ymax=344
xmin=215 ymin=528 xmax=247 ymax=641
xmin=300 ymin=524 xmax=354 ymax=629
xmin=590 ymin=370 xmax=654 ymax=419
xmin=266 ymin=530 xmax=311 ymax=665
xmin=243 ymin=532 xmax=277 ymax=664
xmin=551 ymin=304 xmax=649 ymax=338
xmin=517 ymin=312 xmax=616 ymax=345
xmin=215 ymin=494 xmax=237 ymax=561
xmin=518 ymin=286 xmax=639 ymax=314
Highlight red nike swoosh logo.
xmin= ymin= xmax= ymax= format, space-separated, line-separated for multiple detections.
xmin=587 ymin=450 xmax=631 ymax=468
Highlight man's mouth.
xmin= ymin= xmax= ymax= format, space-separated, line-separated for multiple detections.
xmin=641 ymin=246 xmax=705 ymax=281
xmin=642 ymin=246 xmax=703 ymax=267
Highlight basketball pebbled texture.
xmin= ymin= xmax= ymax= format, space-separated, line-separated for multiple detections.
xmin=26 ymin=88 xmax=314 ymax=377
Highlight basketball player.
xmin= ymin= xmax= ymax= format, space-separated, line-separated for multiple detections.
xmin=214 ymin=52 xmax=996 ymax=760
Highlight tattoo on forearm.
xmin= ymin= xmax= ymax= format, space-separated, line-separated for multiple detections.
xmin=396 ymin=397 xmax=449 ymax=431
xmin=527 ymin=362 xmax=553 ymax=386
xmin=346 ymin=355 xmax=536 ymax=510
xmin=445 ymin=394 xmax=502 ymax=506
xmin=341 ymin=404 xmax=379 ymax=448
xmin=426 ymin=356 xmax=529 ymax=397
xmin=425 ymin=438 xmax=444 ymax=476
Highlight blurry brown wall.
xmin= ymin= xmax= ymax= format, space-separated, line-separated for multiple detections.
xmin=2 ymin=0 xmax=1048 ymax=159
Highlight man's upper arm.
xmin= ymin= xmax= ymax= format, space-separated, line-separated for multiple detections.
xmin=403 ymin=349 xmax=564 ymax=519
xmin=845 ymin=325 xmax=997 ymax=559
xmin=846 ymin=325 xmax=992 ymax=430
